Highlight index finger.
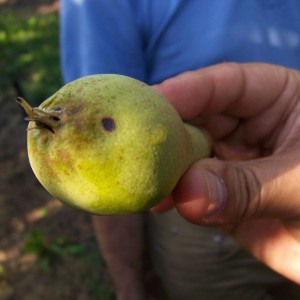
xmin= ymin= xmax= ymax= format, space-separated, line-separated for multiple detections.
xmin=154 ymin=63 xmax=290 ymax=120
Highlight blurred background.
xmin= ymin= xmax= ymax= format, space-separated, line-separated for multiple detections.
xmin=2 ymin=2 xmax=300 ymax=300
xmin=0 ymin=1 xmax=115 ymax=299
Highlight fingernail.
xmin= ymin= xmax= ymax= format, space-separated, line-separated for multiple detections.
xmin=202 ymin=171 xmax=227 ymax=223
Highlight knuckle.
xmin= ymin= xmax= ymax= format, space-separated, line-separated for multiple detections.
xmin=222 ymin=162 xmax=262 ymax=223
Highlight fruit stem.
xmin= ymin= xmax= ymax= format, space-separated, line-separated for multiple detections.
xmin=15 ymin=97 xmax=61 ymax=133
xmin=184 ymin=123 xmax=212 ymax=162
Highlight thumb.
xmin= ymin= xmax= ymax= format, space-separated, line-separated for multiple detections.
xmin=173 ymin=153 xmax=300 ymax=226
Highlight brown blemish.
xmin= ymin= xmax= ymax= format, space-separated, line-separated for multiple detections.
xmin=101 ymin=117 xmax=116 ymax=132
xmin=67 ymin=105 xmax=84 ymax=116
xmin=47 ymin=148 xmax=75 ymax=177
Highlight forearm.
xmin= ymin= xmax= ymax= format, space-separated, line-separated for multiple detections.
xmin=91 ymin=214 xmax=146 ymax=300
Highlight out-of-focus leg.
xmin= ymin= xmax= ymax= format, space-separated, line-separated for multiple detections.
xmin=92 ymin=214 xmax=146 ymax=300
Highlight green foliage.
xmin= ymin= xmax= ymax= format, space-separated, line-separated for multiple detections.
xmin=24 ymin=230 xmax=85 ymax=272
xmin=0 ymin=12 xmax=62 ymax=104
xmin=91 ymin=285 xmax=115 ymax=300
xmin=80 ymin=243 xmax=115 ymax=300
xmin=0 ymin=263 xmax=6 ymax=279
xmin=24 ymin=230 xmax=115 ymax=298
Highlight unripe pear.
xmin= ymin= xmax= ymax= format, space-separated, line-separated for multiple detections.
xmin=17 ymin=75 xmax=211 ymax=215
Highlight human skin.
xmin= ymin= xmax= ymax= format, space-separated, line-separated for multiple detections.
xmin=92 ymin=214 xmax=146 ymax=300
xmin=153 ymin=62 xmax=300 ymax=284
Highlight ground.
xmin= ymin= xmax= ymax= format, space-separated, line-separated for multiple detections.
xmin=0 ymin=1 xmax=115 ymax=299
xmin=0 ymin=98 xmax=115 ymax=300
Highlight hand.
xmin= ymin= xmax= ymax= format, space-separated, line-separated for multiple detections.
xmin=153 ymin=63 xmax=300 ymax=283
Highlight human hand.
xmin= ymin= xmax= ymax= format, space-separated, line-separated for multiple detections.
xmin=153 ymin=63 xmax=300 ymax=283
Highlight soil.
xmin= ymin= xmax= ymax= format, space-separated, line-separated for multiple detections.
xmin=0 ymin=97 xmax=115 ymax=300
xmin=0 ymin=1 xmax=114 ymax=300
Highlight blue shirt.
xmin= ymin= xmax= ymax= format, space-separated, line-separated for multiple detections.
xmin=60 ymin=0 xmax=300 ymax=84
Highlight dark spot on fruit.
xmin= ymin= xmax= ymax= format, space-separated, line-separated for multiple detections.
xmin=101 ymin=117 xmax=116 ymax=132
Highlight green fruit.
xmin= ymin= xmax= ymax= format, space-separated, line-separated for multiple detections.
xmin=17 ymin=75 xmax=211 ymax=215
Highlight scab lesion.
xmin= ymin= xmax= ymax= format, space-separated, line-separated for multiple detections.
xmin=101 ymin=117 xmax=116 ymax=132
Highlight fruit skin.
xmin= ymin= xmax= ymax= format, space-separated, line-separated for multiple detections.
xmin=21 ymin=75 xmax=211 ymax=215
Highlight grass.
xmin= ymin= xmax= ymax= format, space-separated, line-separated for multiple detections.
xmin=0 ymin=12 xmax=63 ymax=104
xmin=24 ymin=229 xmax=86 ymax=272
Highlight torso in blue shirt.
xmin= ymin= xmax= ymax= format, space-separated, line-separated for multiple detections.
xmin=61 ymin=0 xmax=300 ymax=84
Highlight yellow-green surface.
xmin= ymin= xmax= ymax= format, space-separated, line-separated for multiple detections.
xmin=24 ymin=75 xmax=211 ymax=214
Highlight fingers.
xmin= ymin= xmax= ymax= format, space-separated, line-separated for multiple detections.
xmin=153 ymin=62 xmax=300 ymax=224
xmin=155 ymin=63 xmax=290 ymax=120
xmin=173 ymin=165 xmax=226 ymax=224
xmin=173 ymin=150 xmax=300 ymax=226
xmin=151 ymin=63 xmax=300 ymax=284
xmin=170 ymin=153 xmax=300 ymax=284
xmin=154 ymin=63 xmax=300 ymax=158
xmin=233 ymin=219 xmax=300 ymax=284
